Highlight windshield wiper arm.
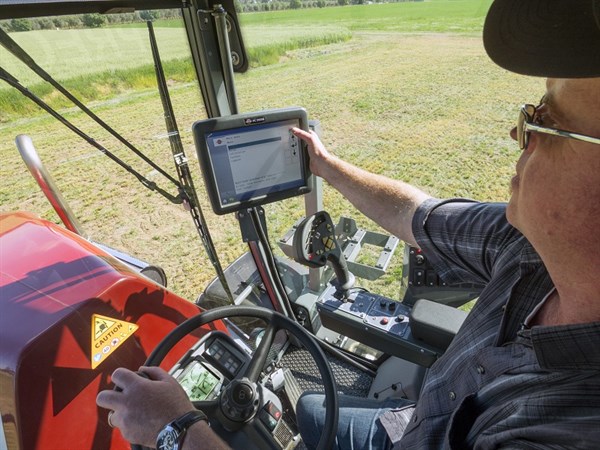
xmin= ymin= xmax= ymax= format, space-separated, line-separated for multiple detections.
xmin=147 ymin=20 xmax=234 ymax=303
xmin=0 ymin=27 xmax=181 ymax=189
xmin=0 ymin=67 xmax=182 ymax=204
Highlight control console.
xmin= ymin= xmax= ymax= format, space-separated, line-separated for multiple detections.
xmin=317 ymin=285 xmax=442 ymax=367
xmin=289 ymin=211 xmax=449 ymax=367
xmin=171 ymin=332 xmax=298 ymax=447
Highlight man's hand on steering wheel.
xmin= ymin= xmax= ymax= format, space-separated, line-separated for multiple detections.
xmin=96 ymin=366 xmax=206 ymax=448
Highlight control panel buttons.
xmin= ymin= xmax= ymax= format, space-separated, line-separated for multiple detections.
xmin=259 ymin=401 xmax=282 ymax=432
xmin=413 ymin=269 xmax=425 ymax=286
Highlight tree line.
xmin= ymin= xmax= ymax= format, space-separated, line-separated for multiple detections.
xmin=0 ymin=9 xmax=179 ymax=32
xmin=0 ymin=0 xmax=419 ymax=32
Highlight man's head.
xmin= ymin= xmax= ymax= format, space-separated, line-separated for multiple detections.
xmin=483 ymin=0 xmax=600 ymax=261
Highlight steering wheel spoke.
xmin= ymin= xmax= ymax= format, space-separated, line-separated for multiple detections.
xmin=244 ymin=321 xmax=278 ymax=382
xmin=192 ymin=399 xmax=219 ymax=415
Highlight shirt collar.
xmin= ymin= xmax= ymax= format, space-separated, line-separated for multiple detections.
xmin=530 ymin=322 xmax=600 ymax=371
xmin=517 ymin=241 xmax=600 ymax=371
xmin=520 ymin=240 xmax=543 ymax=265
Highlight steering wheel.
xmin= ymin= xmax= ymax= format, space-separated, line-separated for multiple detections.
xmin=143 ymin=305 xmax=339 ymax=450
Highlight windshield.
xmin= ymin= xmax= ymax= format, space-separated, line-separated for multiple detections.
xmin=0 ymin=1 xmax=544 ymax=302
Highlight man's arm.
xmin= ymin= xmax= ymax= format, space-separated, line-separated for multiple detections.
xmin=293 ymin=128 xmax=430 ymax=247
xmin=96 ymin=366 xmax=230 ymax=449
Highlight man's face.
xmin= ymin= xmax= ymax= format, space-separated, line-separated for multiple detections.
xmin=506 ymin=78 xmax=600 ymax=256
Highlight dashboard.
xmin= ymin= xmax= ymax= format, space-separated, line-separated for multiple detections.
xmin=170 ymin=331 xmax=300 ymax=449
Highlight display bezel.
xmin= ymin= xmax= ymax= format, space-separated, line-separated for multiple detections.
xmin=193 ymin=107 xmax=312 ymax=215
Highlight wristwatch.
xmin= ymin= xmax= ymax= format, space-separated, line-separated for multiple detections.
xmin=156 ymin=410 xmax=208 ymax=450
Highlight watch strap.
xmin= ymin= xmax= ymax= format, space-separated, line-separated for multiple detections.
xmin=172 ymin=409 xmax=208 ymax=432
xmin=156 ymin=410 xmax=209 ymax=450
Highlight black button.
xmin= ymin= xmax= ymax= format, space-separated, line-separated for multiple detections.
xmin=413 ymin=269 xmax=425 ymax=286
xmin=426 ymin=271 xmax=437 ymax=287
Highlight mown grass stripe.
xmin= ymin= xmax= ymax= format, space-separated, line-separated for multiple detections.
xmin=0 ymin=30 xmax=350 ymax=122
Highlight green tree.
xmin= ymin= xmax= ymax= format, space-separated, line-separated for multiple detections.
xmin=37 ymin=18 xmax=55 ymax=30
xmin=290 ymin=0 xmax=302 ymax=8
xmin=65 ymin=16 xmax=83 ymax=28
xmin=10 ymin=18 xmax=31 ymax=32
xmin=139 ymin=10 xmax=159 ymax=21
xmin=82 ymin=13 xmax=106 ymax=28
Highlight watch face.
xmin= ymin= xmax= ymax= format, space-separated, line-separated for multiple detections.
xmin=157 ymin=426 xmax=180 ymax=450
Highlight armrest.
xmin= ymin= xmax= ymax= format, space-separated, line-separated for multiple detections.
xmin=409 ymin=299 xmax=467 ymax=351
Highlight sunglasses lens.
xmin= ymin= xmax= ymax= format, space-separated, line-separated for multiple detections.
xmin=517 ymin=110 xmax=526 ymax=149
xmin=518 ymin=105 xmax=535 ymax=150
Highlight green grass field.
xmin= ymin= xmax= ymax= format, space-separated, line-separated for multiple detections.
xmin=240 ymin=0 xmax=493 ymax=32
xmin=0 ymin=25 xmax=351 ymax=87
xmin=0 ymin=0 xmax=543 ymax=301
xmin=0 ymin=24 xmax=350 ymax=120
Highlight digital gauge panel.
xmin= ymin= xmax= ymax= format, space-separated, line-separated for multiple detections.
xmin=177 ymin=361 xmax=221 ymax=402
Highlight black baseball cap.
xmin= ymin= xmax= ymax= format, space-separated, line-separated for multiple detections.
xmin=483 ymin=0 xmax=600 ymax=78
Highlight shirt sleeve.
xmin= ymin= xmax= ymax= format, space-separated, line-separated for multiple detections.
xmin=411 ymin=198 xmax=521 ymax=285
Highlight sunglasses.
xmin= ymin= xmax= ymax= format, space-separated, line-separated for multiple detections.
xmin=517 ymin=103 xmax=600 ymax=150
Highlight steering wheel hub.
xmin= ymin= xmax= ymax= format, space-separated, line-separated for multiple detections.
xmin=220 ymin=378 xmax=260 ymax=422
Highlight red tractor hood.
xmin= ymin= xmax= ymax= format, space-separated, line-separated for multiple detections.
xmin=0 ymin=212 xmax=217 ymax=449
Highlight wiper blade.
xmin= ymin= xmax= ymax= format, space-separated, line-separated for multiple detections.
xmin=0 ymin=27 xmax=181 ymax=189
xmin=0 ymin=66 xmax=182 ymax=204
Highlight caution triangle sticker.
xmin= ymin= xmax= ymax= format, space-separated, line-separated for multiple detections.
xmin=90 ymin=314 xmax=139 ymax=369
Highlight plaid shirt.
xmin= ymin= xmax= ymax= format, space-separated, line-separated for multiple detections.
xmin=384 ymin=199 xmax=600 ymax=450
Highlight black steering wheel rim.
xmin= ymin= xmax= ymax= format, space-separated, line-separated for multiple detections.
xmin=143 ymin=305 xmax=338 ymax=450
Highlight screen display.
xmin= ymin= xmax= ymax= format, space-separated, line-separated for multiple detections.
xmin=205 ymin=118 xmax=305 ymax=210
xmin=194 ymin=107 xmax=311 ymax=215
xmin=177 ymin=361 xmax=220 ymax=402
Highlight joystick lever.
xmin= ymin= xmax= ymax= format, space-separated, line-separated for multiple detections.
xmin=292 ymin=211 xmax=355 ymax=296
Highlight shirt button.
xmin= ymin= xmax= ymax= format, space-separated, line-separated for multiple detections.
xmin=477 ymin=365 xmax=485 ymax=374
xmin=449 ymin=391 xmax=456 ymax=401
